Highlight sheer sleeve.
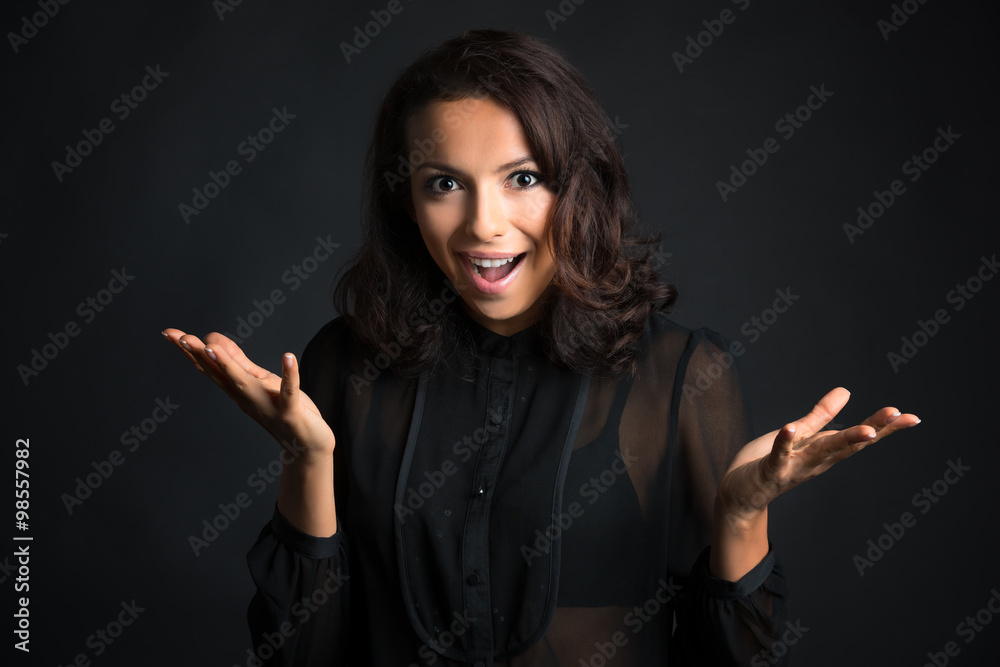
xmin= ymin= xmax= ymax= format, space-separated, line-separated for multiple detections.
xmin=667 ymin=328 xmax=791 ymax=666
xmin=245 ymin=320 xmax=351 ymax=666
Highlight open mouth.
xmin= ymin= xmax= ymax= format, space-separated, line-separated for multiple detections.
xmin=467 ymin=253 xmax=526 ymax=283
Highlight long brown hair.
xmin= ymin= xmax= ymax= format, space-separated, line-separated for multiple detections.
xmin=334 ymin=28 xmax=676 ymax=380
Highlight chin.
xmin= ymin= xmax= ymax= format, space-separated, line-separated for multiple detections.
xmin=466 ymin=299 xmax=527 ymax=322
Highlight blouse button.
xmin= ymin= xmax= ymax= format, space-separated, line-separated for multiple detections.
xmin=476 ymin=487 xmax=484 ymax=496
xmin=467 ymin=572 xmax=481 ymax=585
xmin=490 ymin=411 xmax=502 ymax=425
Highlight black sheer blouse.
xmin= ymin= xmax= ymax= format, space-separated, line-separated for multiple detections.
xmin=246 ymin=308 xmax=790 ymax=665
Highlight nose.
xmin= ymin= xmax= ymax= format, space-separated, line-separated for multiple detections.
xmin=465 ymin=187 xmax=507 ymax=242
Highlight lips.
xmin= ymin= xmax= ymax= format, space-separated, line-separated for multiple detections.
xmin=458 ymin=251 xmax=527 ymax=295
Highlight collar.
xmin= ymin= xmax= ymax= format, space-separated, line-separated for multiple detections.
xmin=457 ymin=307 xmax=542 ymax=359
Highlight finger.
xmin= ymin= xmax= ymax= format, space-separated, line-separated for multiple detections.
xmin=789 ymin=387 xmax=851 ymax=441
xmin=279 ymin=353 xmax=299 ymax=410
xmin=762 ymin=424 xmax=797 ymax=477
xmin=201 ymin=342 xmax=272 ymax=405
xmin=203 ymin=331 xmax=272 ymax=381
xmin=795 ymin=425 xmax=879 ymax=472
xmin=858 ymin=408 xmax=922 ymax=442
xmin=162 ymin=328 xmax=207 ymax=374
xmin=178 ymin=333 xmax=231 ymax=386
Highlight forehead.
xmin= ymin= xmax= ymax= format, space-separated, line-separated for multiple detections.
xmin=405 ymin=97 xmax=531 ymax=155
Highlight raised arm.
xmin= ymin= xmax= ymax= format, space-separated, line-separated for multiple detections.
xmin=711 ymin=387 xmax=920 ymax=581
xmin=161 ymin=328 xmax=337 ymax=536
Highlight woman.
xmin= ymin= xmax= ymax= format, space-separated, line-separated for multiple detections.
xmin=163 ymin=29 xmax=918 ymax=665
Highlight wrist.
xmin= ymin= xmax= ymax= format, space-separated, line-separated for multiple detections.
xmin=710 ymin=499 xmax=769 ymax=581
xmin=716 ymin=457 xmax=777 ymax=518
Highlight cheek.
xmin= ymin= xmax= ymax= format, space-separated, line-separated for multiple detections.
xmin=413 ymin=204 xmax=462 ymax=270
xmin=524 ymin=194 xmax=556 ymax=259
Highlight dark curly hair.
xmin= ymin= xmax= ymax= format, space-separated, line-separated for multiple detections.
xmin=333 ymin=28 xmax=677 ymax=380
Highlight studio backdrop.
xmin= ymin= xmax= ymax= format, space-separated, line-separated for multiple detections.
xmin=3 ymin=0 xmax=998 ymax=665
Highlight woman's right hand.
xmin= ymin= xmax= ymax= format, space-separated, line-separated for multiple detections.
xmin=161 ymin=328 xmax=335 ymax=459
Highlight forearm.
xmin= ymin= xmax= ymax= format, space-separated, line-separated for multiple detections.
xmin=709 ymin=500 xmax=769 ymax=581
xmin=710 ymin=432 xmax=779 ymax=581
xmin=277 ymin=450 xmax=337 ymax=537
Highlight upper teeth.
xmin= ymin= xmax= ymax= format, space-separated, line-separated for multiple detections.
xmin=468 ymin=256 xmax=516 ymax=268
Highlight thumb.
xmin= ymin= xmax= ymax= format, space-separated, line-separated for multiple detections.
xmin=764 ymin=424 xmax=797 ymax=476
xmin=280 ymin=352 xmax=299 ymax=408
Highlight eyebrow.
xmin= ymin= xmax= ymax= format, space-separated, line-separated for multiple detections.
xmin=415 ymin=156 xmax=537 ymax=177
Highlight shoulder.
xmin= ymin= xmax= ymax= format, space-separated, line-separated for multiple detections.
xmin=640 ymin=312 xmax=743 ymax=384
xmin=304 ymin=314 xmax=354 ymax=349
xmin=301 ymin=314 xmax=350 ymax=357
xmin=299 ymin=314 xmax=366 ymax=378
xmin=642 ymin=311 xmax=733 ymax=362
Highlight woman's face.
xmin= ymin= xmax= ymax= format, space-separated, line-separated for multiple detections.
xmin=406 ymin=96 xmax=557 ymax=337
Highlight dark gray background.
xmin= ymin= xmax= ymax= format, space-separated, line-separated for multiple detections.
xmin=3 ymin=0 xmax=998 ymax=665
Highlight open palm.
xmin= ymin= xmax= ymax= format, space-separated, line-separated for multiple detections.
xmin=718 ymin=387 xmax=920 ymax=518
xmin=162 ymin=328 xmax=335 ymax=457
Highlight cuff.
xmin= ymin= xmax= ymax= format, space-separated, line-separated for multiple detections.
xmin=270 ymin=501 xmax=343 ymax=559
xmin=693 ymin=542 xmax=777 ymax=600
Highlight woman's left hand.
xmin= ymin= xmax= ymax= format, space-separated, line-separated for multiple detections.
xmin=717 ymin=386 xmax=921 ymax=525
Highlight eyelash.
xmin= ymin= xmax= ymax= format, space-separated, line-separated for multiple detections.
xmin=423 ymin=170 xmax=544 ymax=197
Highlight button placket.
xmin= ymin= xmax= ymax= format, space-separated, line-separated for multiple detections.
xmin=461 ymin=351 xmax=516 ymax=666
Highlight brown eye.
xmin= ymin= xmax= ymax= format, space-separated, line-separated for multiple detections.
xmin=510 ymin=172 xmax=541 ymax=189
xmin=426 ymin=175 xmax=461 ymax=194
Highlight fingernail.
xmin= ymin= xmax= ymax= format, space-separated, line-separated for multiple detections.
xmin=180 ymin=339 xmax=192 ymax=350
xmin=205 ymin=347 xmax=217 ymax=361
xmin=161 ymin=330 xmax=170 ymax=338
xmin=886 ymin=411 xmax=901 ymax=424
xmin=284 ymin=353 xmax=294 ymax=369
xmin=913 ymin=418 xmax=921 ymax=425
